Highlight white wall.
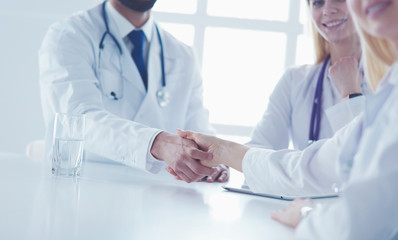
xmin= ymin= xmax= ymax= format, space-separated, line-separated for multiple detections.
xmin=0 ymin=0 xmax=101 ymax=153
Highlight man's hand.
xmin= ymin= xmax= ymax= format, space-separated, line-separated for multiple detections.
xmin=177 ymin=130 xmax=249 ymax=172
xmin=166 ymin=164 xmax=230 ymax=183
xmin=329 ymin=56 xmax=363 ymax=99
xmin=271 ymin=198 xmax=314 ymax=228
xmin=151 ymin=131 xmax=215 ymax=183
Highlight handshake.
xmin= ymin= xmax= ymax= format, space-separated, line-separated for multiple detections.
xmin=150 ymin=130 xmax=249 ymax=183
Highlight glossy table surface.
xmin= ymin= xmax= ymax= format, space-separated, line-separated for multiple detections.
xmin=0 ymin=153 xmax=297 ymax=240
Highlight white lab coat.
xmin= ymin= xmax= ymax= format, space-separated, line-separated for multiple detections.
xmin=295 ymin=62 xmax=398 ymax=239
xmin=39 ymin=4 xmax=212 ymax=173
xmin=247 ymin=63 xmax=371 ymax=150
xmin=243 ymin=62 xmax=398 ymax=239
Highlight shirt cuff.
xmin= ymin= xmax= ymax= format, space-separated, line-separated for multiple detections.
xmin=325 ymin=96 xmax=364 ymax=132
xmin=145 ymin=130 xmax=167 ymax=173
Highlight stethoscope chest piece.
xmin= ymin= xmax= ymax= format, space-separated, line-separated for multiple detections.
xmin=156 ymin=88 xmax=170 ymax=108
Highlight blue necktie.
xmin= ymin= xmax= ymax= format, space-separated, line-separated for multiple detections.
xmin=128 ymin=30 xmax=148 ymax=90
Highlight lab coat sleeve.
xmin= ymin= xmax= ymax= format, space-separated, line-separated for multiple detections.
xmin=295 ymin=168 xmax=398 ymax=240
xmin=39 ymin=21 xmax=163 ymax=173
xmin=246 ymin=69 xmax=293 ymax=149
xmin=295 ymin=63 xmax=398 ymax=239
xmin=242 ymin=116 xmax=363 ymax=196
xmin=325 ymin=95 xmax=364 ymax=132
xmin=183 ymin=50 xmax=215 ymax=135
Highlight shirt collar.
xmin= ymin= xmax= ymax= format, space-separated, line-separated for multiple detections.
xmin=106 ymin=1 xmax=154 ymax=42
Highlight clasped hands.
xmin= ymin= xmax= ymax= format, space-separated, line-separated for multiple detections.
xmin=150 ymin=130 xmax=230 ymax=183
xmin=151 ymin=131 xmax=313 ymax=228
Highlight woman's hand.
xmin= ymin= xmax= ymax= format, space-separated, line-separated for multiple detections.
xmin=329 ymin=56 xmax=363 ymax=99
xmin=166 ymin=164 xmax=230 ymax=183
xmin=177 ymin=130 xmax=249 ymax=172
xmin=271 ymin=198 xmax=314 ymax=228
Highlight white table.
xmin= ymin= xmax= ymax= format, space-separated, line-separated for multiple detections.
xmin=0 ymin=153 xmax=297 ymax=240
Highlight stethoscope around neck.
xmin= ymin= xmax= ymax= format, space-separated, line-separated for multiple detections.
xmin=308 ymin=54 xmax=365 ymax=145
xmin=308 ymin=54 xmax=330 ymax=145
xmin=98 ymin=0 xmax=170 ymax=107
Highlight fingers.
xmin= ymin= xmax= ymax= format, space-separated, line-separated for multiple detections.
xmin=174 ymin=169 xmax=192 ymax=183
xmin=185 ymin=157 xmax=215 ymax=177
xmin=185 ymin=146 xmax=213 ymax=161
xmin=217 ymin=170 xmax=229 ymax=182
xmin=166 ymin=167 xmax=183 ymax=180
xmin=271 ymin=210 xmax=283 ymax=221
xmin=177 ymin=129 xmax=195 ymax=140
xmin=206 ymin=165 xmax=229 ymax=183
xmin=206 ymin=166 xmax=221 ymax=183
xmin=174 ymin=157 xmax=211 ymax=183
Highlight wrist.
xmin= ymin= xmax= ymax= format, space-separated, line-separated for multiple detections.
xmin=341 ymin=90 xmax=363 ymax=99
xmin=348 ymin=93 xmax=363 ymax=98
xmin=150 ymin=131 xmax=167 ymax=160
xmin=224 ymin=141 xmax=249 ymax=172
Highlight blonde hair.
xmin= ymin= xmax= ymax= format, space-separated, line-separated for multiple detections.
xmin=311 ymin=22 xmax=330 ymax=64
xmin=356 ymin=26 xmax=396 ymax=91
xmin=305 ymin=1 xmax=330 ymax=64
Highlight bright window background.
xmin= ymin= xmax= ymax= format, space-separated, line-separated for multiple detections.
xmin=153 ymin=0 xmax=313 ymax=143
xmin=207 ymin=0 xmax=289 ymax=21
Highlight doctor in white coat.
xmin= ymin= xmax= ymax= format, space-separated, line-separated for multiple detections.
xmin=178 ymin=0 xmax=398 ymax=237
xmin=248 ymin=0 xmax=372 ymax=151
xmin=39 ymin=0 xmax=228 ymax=183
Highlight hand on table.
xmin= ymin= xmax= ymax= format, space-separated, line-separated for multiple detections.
xmin=166 ymin=164 xmax=229 ymax=183
xmin=271 ymin=198 xmax=314 ymax=228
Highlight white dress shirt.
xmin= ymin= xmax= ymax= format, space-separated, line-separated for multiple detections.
xmin=106 ymin=2 xmax=153 ymax=64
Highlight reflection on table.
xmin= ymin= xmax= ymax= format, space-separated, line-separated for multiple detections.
xmin=0 ymin=153 xmax=295 ymax=240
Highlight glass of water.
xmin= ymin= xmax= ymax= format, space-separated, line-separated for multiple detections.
xmin=52 ymin=113 xmax=86 ymax=176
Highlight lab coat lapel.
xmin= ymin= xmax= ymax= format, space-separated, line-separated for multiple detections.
xmin=120 ymin=44 xmax=147 ymax=94
xmin=133 ymin=26 xmax=183 ymax=127
xmin=133 ymin=26 xmax=163 ymax=125
xmin=146 ymin=29 xmax=162 ymax=95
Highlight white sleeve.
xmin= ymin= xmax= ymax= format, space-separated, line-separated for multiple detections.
xmin=325 ymin=96 xmax=364 ymax=132
xmin=295 ymin=168 xmax=398 ymax=240
xmin=39 ymin=21 xmax=162 ymax=173
xmin=242 ymin=116 xmax=363 ymax=196
xmin=296 ymin=97 xmax=398 ymax=239
xmin=247 ymin=70 xmax=293 ymax=149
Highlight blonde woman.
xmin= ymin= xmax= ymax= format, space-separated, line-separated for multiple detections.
xmin=248 ymin=0 xmax=371 ymax=151
xmin=180 ymin=0 xmax=398 ymax=238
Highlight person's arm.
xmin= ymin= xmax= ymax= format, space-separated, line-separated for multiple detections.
xmin=177 ymin=130 xmax=249 ymax=172
xmin=272 ymin=168 xmax=398 ymax=240
xmin=179 ymin=115 xmax=363 ymax=195
xmin=242 ymin=115 xmax=364 ymax=196
xmin=39 ymin=20 xmax=214 ymax=182
xmin=247 ymin=69 xmax=293 ymax=149
xmin=326 ymin=56 xmax=365 ymax=132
